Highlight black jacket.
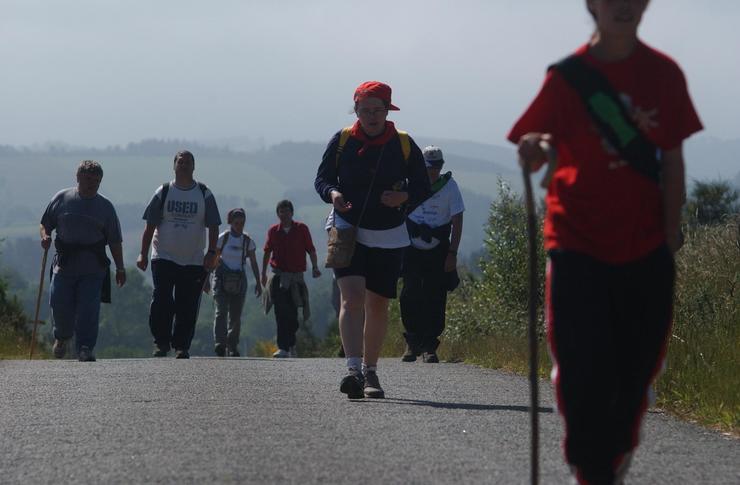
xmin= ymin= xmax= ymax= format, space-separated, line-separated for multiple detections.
xmin=314 ymin=130 xmax=431 ymax=230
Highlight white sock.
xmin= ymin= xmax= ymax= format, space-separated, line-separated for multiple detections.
xmin=346 ymin=357 xmax=362 ymax=371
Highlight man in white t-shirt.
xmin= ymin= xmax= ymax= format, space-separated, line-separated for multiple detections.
xmin=400 ymin=146 xmax=464 ymax=363
xmin=137 ymin=150 xmax=221 ymax=359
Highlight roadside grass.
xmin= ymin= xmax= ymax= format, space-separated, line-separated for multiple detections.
xmin=658 ymin=222 xmax=740 ymax=432
xmin=0 ymin=326 xmax=49 ymax=360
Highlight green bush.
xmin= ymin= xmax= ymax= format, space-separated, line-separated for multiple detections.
xmin=444 ymin=180 xmax=545 ymax=352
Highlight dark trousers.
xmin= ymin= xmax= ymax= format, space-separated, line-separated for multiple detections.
xmin=271 ymin=275 xmax=299 ymax=351
xmin=547 ymin=245 xmax=674 ymax=484
xmin=149 ymin=259 xmax=207 ymax=352
xmin=400 ymin=244 xmax=449 ymax=353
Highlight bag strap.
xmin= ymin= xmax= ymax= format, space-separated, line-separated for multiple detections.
xmin=355 ymin=144 xmax=387 ymax=229
xmin=335 ymin=127 xmax=353 ymax=167
xmin=397 ymin=130 xmax=411 ymax=162
xmin=159 ymin=182 xmax=170 ymax=219
xmin=240 ymin=234 xmax=249 ymax=266
xmin=219 ymin=232 xmax=229 ymax=253
xmin=550 ymin=55 xmax=661 ymax=184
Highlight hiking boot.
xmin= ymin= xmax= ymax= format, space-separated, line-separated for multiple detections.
xmin=272 ymin=348 xmax=289 ymax=358
xmin=363 ymin=370 xmax=385 ymax=399
xmin=175 ymin=349 xmax=190 ymax=359
xmin=214 ymin=343 xmax=226 ymax=357
xmin=401 ymin=344 xmax=417 ymax=362
xmin=228 ymin=348 xmax=240 ymax=357
xmin=78 ymin=346 xmax=96 ymax=362
xmin=339 ymin=369 xmax=365 ymax=399
xmin=422 ymin=351 xmax=439 ymax=363
xmin=152 ymin=346 xmax=168 ymax=357
xmin=52 ymin=339 xmax=67 ymax=359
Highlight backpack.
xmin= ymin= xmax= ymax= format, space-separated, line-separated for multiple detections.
xmin=217 ymin=232 xmax=251 ymax=295
xmin=334 ymin=127 xmax=411 ymax=167
xmin=159 ymin=181 xmax=208 ymax=218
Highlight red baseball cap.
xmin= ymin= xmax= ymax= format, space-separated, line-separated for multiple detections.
xmin=353 ymin=81 xmax=400 ymax=111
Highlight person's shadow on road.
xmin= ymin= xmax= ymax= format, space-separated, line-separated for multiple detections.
xmin=366 ymin=397 xmax=553 ymax=413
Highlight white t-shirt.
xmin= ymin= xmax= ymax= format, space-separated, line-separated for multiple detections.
xmin=407 ymin=177 xmax=465 ymax=250
xmin=143 ymin=181 xmax=221 ymax=266
xmin=334 ymin=213 xmax=410 ymax=249
xmin=217 ymin=231 xmax=256 ymax=271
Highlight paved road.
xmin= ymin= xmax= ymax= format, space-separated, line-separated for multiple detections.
xmin=0 ymin=358 xmax=737 ymax=484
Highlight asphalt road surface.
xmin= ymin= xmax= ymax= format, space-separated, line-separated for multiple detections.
xmin=1 ymin=358 xmax=737 ymax=484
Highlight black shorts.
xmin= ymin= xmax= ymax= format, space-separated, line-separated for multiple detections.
xmin=334 ymin=243 xmax=405 ymax=299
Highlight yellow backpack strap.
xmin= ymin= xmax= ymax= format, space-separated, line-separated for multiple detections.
xmin=397 ymin=130 xmax=410 ymax=163
xmin=335 ymin=126 xmax=353 ymax=167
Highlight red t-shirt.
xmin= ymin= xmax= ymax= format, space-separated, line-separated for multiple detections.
xmin=508 ymin=41 xmax=703 ymax=264
xmin=263 ymin=221 xmax=316 ymax=273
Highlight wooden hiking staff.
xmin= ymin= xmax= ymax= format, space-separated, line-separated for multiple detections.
xmin=29 ymin=246 xmax=50 ymax=360
xmin=521 ymin=139 xmax=557 ymax=485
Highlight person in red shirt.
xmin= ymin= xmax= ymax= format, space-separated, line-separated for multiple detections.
xmin=508 ymin=1 xmax=702 ymax=484
xmin=261 ymin=200 xmax=321 ymax=357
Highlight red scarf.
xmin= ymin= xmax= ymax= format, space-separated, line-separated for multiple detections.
xmin=349 ymin=120 xmax=398 ymax=156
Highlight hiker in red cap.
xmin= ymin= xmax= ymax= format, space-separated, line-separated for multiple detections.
xmin=315 ymin=81 xmax=430 ymax=399
xmin=508 ymin=1 xmax=702 ymax=483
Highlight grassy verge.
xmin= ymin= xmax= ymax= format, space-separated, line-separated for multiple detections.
xmin=0 ymin=326 xmax=49 ymax=360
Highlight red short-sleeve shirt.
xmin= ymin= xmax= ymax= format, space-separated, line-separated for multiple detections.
xmin=508 ymin=42 xmax=703 ymax=263
xmin=263 ymin=221 xmax=316 ymax=273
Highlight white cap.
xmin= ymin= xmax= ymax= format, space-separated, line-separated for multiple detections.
xmin=422 ymin=146 xmax=444 ymax=167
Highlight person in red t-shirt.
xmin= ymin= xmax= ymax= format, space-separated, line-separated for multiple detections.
xmin=508 ymin=1 xmax=702 ymax=484
xmin=261 ymin=200 xmax=321 ymax=357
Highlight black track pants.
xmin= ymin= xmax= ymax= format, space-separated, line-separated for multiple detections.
xmin=547 ymin=245 xmax=674 ymax=484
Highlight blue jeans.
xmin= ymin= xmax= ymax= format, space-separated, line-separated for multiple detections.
xmin=49 ymin=271 xmax=105 ymax=352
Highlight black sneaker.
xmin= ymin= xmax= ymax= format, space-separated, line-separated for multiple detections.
xmin=175 ymin=349 xmax=190 ymax=359
xmin=422 ymin=351 xmax=439 ymax=363
xmin=363 ymin=370 xmax=385 ymax=399
xmin=401 ymin=344 xmax=417 ymax=362
xmin=339 ymin=369 xmax=365 ymax=399
xmin=78 ymin=346 xmax=96 ymax=362
xmin=52 ymin=339 xmax=67 ymax=359
xmin=228 ymin=349 xmax=240 ymax=357
xmin=214 ymin=343 xmax=226 ymax=357
xmin=152 ymin=346 xmax=168 ymax=357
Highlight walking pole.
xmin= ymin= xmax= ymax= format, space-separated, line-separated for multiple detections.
xmin=29 ymin=246 xmax=50 ymax=360
xmin=521 ymin=139 xmax=557 ymax=485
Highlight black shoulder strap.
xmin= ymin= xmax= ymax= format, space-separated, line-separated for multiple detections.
xmin=197 ymin=182 xmax=208 ymax=197
xmin=550 ymin=55 xmax=661 ymax=184
xmin=159 ymin=182 xmax=170 ymax=218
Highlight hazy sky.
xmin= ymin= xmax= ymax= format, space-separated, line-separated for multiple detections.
xmin=3 ymin=0 xmax=739 ymax=148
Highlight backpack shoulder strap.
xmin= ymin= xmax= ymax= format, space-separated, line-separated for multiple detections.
xmin=159 ymin=182 xmax=170 ymax=218
xmin=549 ymin=55 xmax=660 ymax=183
xmin=335 ymin=127 xmax=353 ymax=167
xmin=219 ymin=232 xmax=230 ymax=253
xmin=197 ymin=182 xmax=208 ymax=198
xmin=397 ymin=130 xmax=411 ymax=163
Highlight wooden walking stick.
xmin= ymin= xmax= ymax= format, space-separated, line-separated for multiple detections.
xmin=521 ymin=139 xmax=557 ymax=485
xmin=29 ymin=246 xmax=50 ymax=360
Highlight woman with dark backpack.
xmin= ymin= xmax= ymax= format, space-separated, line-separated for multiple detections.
xmin=508 ymin=1 xmax=702 ymax=483
xmin=211 ymin=208 xmax=261 ymax=357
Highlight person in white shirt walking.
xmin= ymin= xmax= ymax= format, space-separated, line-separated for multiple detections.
xmin=400 ymin=146 xmax=464 ymax=363
xmin=211 ymin=208 xmax=261 ymax=357
xmin=137 ymin=150 xmax=221 ymax=359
